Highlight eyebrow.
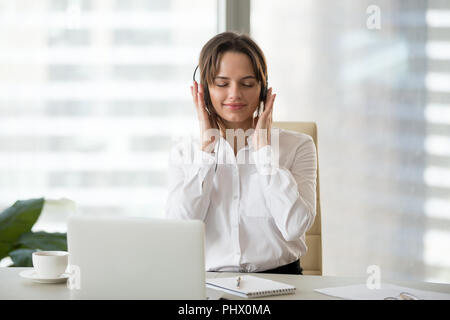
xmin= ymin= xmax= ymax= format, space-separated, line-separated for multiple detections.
xmin=214 ymin=76 xmax=257 ymax=80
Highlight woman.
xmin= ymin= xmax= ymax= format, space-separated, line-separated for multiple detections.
xmin=166 ymin=32 xmax=317 ymax=275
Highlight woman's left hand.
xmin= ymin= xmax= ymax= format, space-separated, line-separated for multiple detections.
xmin=252 ymin=87 xmax=276 ymax=150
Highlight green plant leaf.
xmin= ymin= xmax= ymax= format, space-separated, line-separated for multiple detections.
xmin=9 ymin=248 xmax=37 ymax=267
xmin=15 ymin=231 xmax=67 ymax=251
xmin=0 ymin=198 xmax=45 ymax=260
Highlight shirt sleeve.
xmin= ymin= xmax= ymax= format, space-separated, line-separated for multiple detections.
xmin=165 ymin=140 xmax=217 ymax=222
xmin=251 ymin=136 xmax=317 ymax=242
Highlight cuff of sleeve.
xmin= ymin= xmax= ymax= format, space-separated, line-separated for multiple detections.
xmin=251 ymin=145 xmax=278 ymax=176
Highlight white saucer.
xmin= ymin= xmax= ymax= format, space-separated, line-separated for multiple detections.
xmin=19 ymin=269 xmax=69 ymax=284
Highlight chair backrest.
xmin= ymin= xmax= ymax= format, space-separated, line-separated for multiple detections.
xmin=273 ymin=122 xmax=322 ymax=275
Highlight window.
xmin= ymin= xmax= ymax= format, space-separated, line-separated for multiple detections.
xmin=2 ymin=0 xmax=448 ymax=285
xmin=251 ymin=0 xmax=450 ymax=283
xmin=0 ymin=0 xmax=217 ymax=231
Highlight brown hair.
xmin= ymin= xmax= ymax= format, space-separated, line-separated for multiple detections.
xmin=197 ymin=32 xmax=268 ymax=130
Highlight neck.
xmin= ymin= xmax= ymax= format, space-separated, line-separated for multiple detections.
xmin=218 ymin=117 xmax=254 ymax=156
xmin=218 ymin=117 xmax=253 ymax=136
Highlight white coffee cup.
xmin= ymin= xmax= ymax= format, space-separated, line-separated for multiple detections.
xmin=32 ymin=251 xmax=69 ymax=278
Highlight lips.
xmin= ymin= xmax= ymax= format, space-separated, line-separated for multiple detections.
xmin=223 ymin=103 xmax=246 ymax=110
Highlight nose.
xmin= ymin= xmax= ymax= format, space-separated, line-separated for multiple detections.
xmin=227 ymin=82 xmax=242 ymax=100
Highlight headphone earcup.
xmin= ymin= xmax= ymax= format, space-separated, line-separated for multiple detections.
xmin=255 ymin=86 xmax=265 ymax=117
xmin=260 ymin=79 xmax=268 ymax=103
xmin=262 ymin=87 xmax=267 ymax=103
xmin=260 ymin=85 xmax=268 ymax=107
xmin=203 ymin=85 xmax=213 ymax=115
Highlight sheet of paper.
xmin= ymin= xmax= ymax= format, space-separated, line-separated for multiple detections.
xmin=314 ymin=283 xmax=450 ymax=300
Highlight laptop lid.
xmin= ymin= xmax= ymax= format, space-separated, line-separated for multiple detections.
xmin=67 ymin=215 xmax=206 ymax=299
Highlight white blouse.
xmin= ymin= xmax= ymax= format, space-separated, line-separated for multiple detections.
xmin=165 ymin=127 xmax=317 ymax=272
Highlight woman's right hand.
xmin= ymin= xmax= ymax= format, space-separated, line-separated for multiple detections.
xmin=190 ymin=81 xmax=219 ymax=153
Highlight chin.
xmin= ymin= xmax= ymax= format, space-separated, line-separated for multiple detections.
xmin=222 ymin=114 xmax=252 ymax=124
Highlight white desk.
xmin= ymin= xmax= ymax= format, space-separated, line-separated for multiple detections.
xmin=1 ymin=268 xmax=449 ymax=300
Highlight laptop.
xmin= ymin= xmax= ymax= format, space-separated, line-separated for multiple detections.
xmin=67 ymin=215 xmax=206 ymax=299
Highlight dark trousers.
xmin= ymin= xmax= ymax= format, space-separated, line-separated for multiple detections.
xmin=258 ymin=259 xmax=303 ymax=275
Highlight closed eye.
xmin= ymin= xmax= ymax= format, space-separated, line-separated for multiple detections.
xmin=215 ymin=83 xmax=255 ymax=88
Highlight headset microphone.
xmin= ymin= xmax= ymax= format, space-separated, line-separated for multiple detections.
xmin=192 ymin=65 xmax=219 ymax=172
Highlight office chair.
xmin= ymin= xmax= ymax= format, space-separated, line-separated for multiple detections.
xmin=273 ymin=122 xmax=323 ymax=276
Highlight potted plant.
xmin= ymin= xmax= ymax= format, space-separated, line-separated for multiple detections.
xmin=0 ymin=198 xmax=67 ymax=267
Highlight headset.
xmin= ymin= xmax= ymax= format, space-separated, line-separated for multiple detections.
xmin=192 ymin=65 xmax=268 ymax=172
xmin=192 ymin=65 xmax=268 ymax=117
